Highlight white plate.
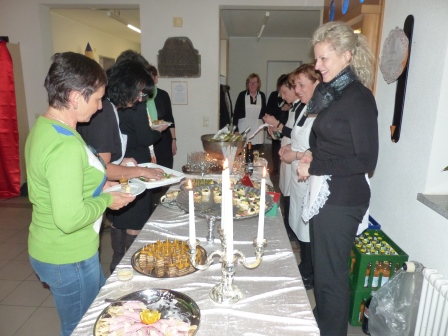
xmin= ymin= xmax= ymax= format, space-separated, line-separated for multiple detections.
xmin=151 ymin=121 xmax=172 ymax=130
xmin=103 ymin=180 xmax=146 ymax=196
xmin=130 ymin=163 xmax=185 ymax=189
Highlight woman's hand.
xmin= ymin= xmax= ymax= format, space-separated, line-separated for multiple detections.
xmin=262 ymin=114 xmax=278 ymax=127
xmin=278 ymin=144 xmax=291 ymax=156
xmin=140 ymin=167 xmax=165 ymax=181
xmin=120 ymin=157 xmax=138 ymax=166
xmin=280 ymin=148 xmax=298 ymax=164
xmin=172 ymin=140 xmax=177 ymax=156
xmin=108 ymin=191 xmax=136 ymax=210
xmin=297 ymin=151 xmax=313 ymax=181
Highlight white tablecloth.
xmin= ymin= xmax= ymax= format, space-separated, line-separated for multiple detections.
xmin=72 ymin=178 xmax=319 ymax=336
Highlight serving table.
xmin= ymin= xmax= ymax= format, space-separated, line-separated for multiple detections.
xmin=72 ymin=171 xmax=319 ymax=336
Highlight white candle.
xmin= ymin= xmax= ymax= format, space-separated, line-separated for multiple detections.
xmin=226 ymin=183 xmax=234 ymax=263
xmin=187 ymin=180 xmax=196 ymax=248
xmin=257 ymin=167 xmax=266 ymax=242
xmin=221 ymin=159 xmax=229 ymax=234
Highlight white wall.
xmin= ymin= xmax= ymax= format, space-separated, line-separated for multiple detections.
xmin=51 ymin=13 xmax=140 ymax=65
xmin=228 ymin=37 xmax=314 ymax=104
xmin=0 ymin=0 xmax=322 ymax=172
xmin=372 ymin=0 xmax=448 ymax=276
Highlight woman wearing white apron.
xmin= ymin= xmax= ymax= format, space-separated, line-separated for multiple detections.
xmin=234 ymin=73 xmax=267 ymax=149
xmin=277 ymin=64 xmax=322 ymax=290
xmin=263 ymin=76 xmax=302 ymax=239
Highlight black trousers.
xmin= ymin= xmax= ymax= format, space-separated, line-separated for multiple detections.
xmin=310 ymin=203 xmax=368 ymax=336
xmin=271 ymin=139 xmax=281 ymax=173
xmin=298 ymin=240 xmax=313 ymax=287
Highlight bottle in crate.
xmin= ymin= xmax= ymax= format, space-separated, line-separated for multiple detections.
xmin=364 ymin=262 xmax=372 ymax=288
xmin=371 ymin=261 xmax=381 ymax=290
xmin=362 ymin=295 xmax=373 ymax=335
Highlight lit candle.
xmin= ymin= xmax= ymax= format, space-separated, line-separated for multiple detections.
xmin=226 ymin=182 xmax=234 ymax=263
xmin=187 ymin=179 xmax=196 ymax=248
xmin=257 ymin=167 xmax=266 ymax=242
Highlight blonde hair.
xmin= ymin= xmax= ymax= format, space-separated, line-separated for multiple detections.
xmin=245 ymin=73 xmax=261 ymax=91
xmin=311 ymin=21 xmax=374 ymax=89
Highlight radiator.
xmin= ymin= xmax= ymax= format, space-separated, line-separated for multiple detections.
xmin=414 ymin=268 xmax=448 ymax=335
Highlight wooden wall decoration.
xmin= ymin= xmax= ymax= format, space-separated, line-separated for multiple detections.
xmin=157 ymin=37 xmax=201 ymax=78
xmin=388 ymin=15 xmax=414 ymax=143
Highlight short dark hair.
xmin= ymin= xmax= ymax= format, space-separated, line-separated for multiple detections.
xmin=116 ymin=49 xmax=151 ymax=71
xmin=44 ymin=52 xmax=107 ymax=110
xmin=276 ymin=74 xmax=290 ymax=91
xmin=147 ymin=64 xmax=158 ymax=78
xmin=106 ymin=59 xmax=154 ymax=108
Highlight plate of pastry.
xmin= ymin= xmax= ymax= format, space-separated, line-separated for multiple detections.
xmin=131 ymin=163 xmax=185 ymax=189
xmin=103 ymin=179 xmax=146 ymax=196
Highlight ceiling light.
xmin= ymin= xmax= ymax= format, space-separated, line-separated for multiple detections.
xmin=107 ymin=10 xmax=141 ymax=34
xmin=257 ymin=12 xmax=270 ymax=41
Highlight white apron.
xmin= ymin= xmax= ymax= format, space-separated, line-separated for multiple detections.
xmin=238 ymin=93 xmax=264 ymax=145
xmin=289 ymin=105 xmax=315 ymax=242
xmin=279 ymin=100 xmax=301 ymax=196
xmin=110 ymin=101 xmax=128 ymax=165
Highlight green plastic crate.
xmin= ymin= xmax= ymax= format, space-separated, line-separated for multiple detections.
xmin=349 ymin=229 xmax=408 ymax=291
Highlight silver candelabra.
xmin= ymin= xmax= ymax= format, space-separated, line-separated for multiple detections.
xmin=188 ymin=225 xmax=267 ymax=304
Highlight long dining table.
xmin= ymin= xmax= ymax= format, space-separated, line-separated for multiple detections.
xmin=72 ymin=172 xmax=320 ymax=336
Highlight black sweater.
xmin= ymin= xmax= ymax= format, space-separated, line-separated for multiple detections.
xmin=309 ymin=81 xmax=378 ymax=206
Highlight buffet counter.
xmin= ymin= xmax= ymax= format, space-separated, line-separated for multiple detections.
xmin=72 ymin=173 xmax=319 ymax=335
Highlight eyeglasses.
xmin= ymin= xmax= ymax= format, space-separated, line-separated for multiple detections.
xmin=249 ymin=81 xmax=259 ymax=85
xmin=138 ymin=93 xmax=148 ymax=98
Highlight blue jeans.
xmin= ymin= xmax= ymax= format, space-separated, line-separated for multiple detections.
xmin=30 ymin=252 xmax=105 ymax=336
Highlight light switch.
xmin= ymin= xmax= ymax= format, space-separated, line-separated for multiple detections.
xmin=203 ymin=116 xmax=209 ymax=127
xmin=173 ymin=17 xmax=183 ymax=27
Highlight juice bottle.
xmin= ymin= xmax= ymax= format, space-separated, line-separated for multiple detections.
xmin=380 ymin=261 xmax=391 ymax=287
xmin=364 ymin=262 xmax=372 ymax=287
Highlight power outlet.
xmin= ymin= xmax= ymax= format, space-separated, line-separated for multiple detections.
xmin=203 ymin=116 xmax=209 ymax=127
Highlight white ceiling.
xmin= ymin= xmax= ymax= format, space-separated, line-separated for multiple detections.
xmin=51 ymin=7 xmax=322 ymax=45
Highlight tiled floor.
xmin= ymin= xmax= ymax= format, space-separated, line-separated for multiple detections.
xmin=0 ymin=146 xmax=364 ymax=335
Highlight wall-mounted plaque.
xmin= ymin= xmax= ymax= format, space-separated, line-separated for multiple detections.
xmin=157 ymin=37 xmax=201 ymax=78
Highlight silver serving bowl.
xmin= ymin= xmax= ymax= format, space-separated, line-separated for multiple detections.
xmin=201 ymin=134 xmax=245 ymax=160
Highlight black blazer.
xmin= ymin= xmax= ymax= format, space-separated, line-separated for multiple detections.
xmin=118 ymin=102 xmax=161 ymax=163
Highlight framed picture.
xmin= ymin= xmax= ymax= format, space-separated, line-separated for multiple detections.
xmin=171 ymin=81 xmax=188 ymax=105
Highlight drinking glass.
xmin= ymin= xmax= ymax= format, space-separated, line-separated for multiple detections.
xmin=117 ymin=267 xmax=134 ymax=291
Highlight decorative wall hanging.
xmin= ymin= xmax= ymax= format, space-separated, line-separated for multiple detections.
xmin=379 ymin=28 xmax=409 ymax=84
xmin=158 ymin=37 xmax=201 ymax=78
xmin=381 ymin=15 xmax=414 ymax=143
xmin=0 ymin=39 xmax=21 ymax=198
xmin=171 ymin=81 xmax=188 ymax=105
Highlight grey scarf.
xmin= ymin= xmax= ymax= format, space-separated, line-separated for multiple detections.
xmin=307 ymin=66 xmax=359 ymax=115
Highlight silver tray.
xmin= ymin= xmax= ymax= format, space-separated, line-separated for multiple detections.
xmin=94 ymin=289 xmax=200 ymax=335
xmin=159 ymin=189 xmax=183 ymax=211
xmin=176 ymin=184 xmax=274 ymax=220
xmin=131 ymin=242 xmax=207 ymax=278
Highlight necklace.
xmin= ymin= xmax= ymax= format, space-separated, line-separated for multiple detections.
xmin=45 ymin=111 xmax=73 ymax=128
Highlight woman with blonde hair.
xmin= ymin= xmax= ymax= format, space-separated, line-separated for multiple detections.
xmin=233 ymin=73 xmax=267 ymax=149
xmin=297 ymin=21 xmax=378 ymax=335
